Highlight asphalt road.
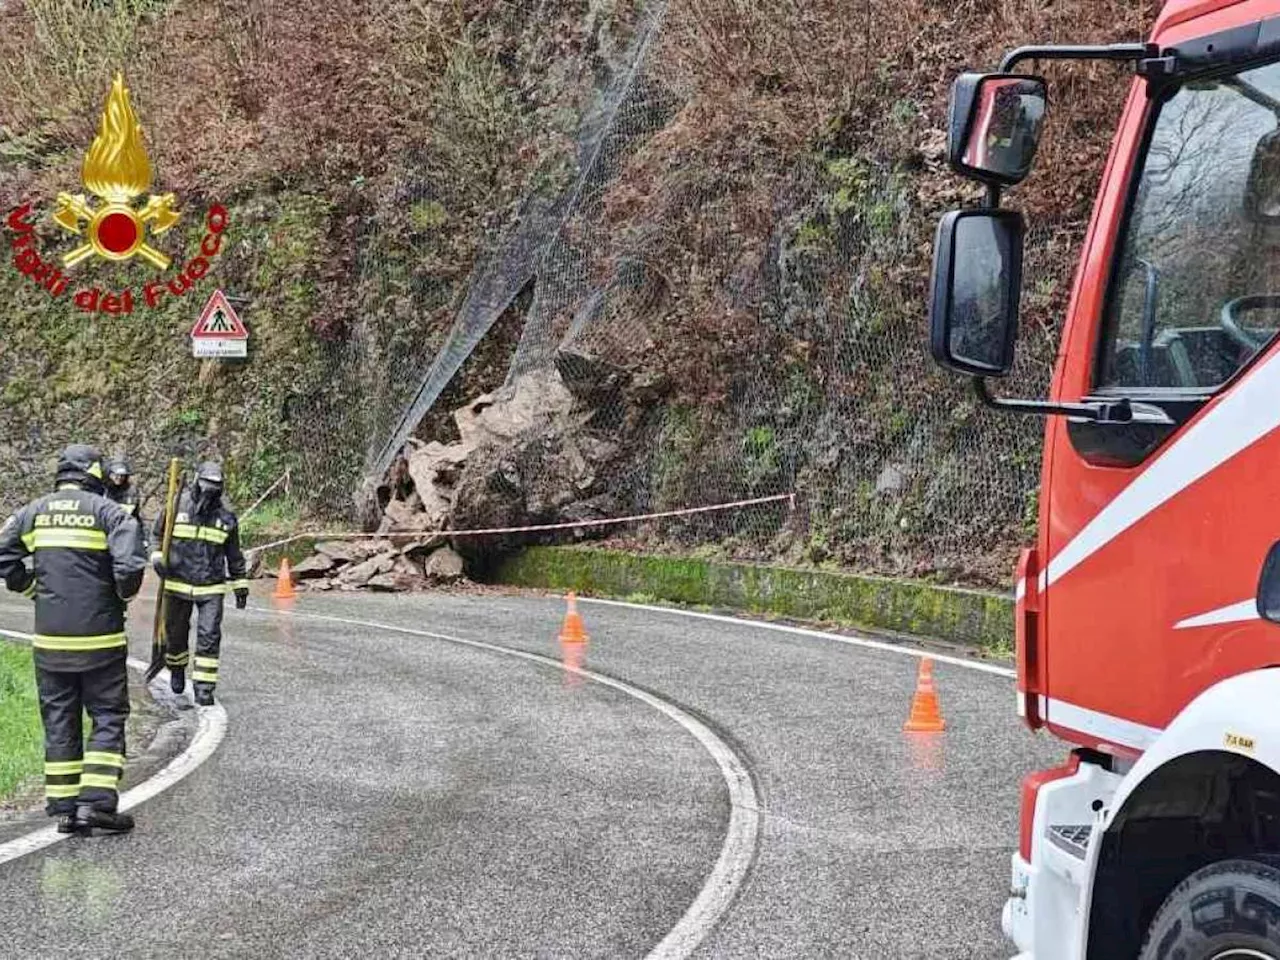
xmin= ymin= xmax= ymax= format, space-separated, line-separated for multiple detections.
xmin=0 ymin=588 xmax=1060 ymax=959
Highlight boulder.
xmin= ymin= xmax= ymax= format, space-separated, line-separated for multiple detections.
xmin=383 ymin=496 xmax=442 ymax=534
xmin=401 ymin=536 xmax=446 ymax=558
xmin=422 ymin=546 xmax=465 ymax=582
xmin=453 ymin=368 xmax=576 ymax=451
xmin=405 ymin=440 xmax=467 ymax=528
xmin=392 ymin=555 xmax=424 ymax=579
xmin=291 ymin=554 xmax=336 ymax=579
xmin=316 ymin=540 xmax=384 ymax=565
xmin=338 ymin=551 xmax=397 ymax=587
xmin=367 ymin=572 xmax=414 ymax=592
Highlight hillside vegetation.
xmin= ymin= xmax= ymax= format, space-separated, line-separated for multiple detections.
xmin=0 ymin=0 xmax=1159 ymax=586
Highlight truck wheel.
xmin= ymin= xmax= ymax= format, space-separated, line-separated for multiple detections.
xmin=1139 ymin=858 xmax=1280 ymax=960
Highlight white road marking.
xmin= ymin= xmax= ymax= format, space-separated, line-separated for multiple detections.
xmin=578 ymin=597 xmax=1017 ymax=679
xmin=0 ymin=627 xmax=228 ymax=867
xmin=277 ymin=608 xmax=761 ymax=960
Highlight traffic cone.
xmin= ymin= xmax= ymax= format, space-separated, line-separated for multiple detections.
xmin=273 ymin=557 xmax=297 ymax=600
xmin=904 ymin=657 xmax=946 ymax=733
xmin=559 ymin=592 xmax=589 ymax=644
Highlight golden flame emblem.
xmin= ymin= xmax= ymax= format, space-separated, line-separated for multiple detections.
xmin=53 ymin=73 xmax=179 ymax=269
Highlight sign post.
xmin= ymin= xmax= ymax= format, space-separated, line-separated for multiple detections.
xmin=191 ymin=289 xmax=248 ymax=358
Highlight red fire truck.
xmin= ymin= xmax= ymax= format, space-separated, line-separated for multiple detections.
xmin=930 ymin=1 xmax=1280 ymax=956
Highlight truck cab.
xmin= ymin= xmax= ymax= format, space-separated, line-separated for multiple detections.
xmin=930 ymin=1 xmax=1280 ymax=956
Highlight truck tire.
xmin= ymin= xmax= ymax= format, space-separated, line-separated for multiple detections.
xmin=1139 ymin=858 xmax=1280 ymax=960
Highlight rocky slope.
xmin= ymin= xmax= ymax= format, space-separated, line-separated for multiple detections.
xmin=0 ymin=0 xmax=1161 ymax=586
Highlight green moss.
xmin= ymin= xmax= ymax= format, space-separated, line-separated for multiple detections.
xmin=495 ymin=546 xmax=1014 ymax=653
xmin=409 ymin=200 xmax=449 ymax=231
xmin=0 ymin=641 xmax=42 ymax=802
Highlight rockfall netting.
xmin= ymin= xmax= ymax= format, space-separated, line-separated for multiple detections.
xmin=274 ymin=0 xmax=1156 ymax=587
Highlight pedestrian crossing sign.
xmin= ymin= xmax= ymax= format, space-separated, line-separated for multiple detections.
xmin=191 ymin=289 xmax=248 ymax=357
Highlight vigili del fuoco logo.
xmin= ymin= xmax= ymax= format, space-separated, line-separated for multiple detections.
xmin=4 ymin=72 xmax=228 ymax=315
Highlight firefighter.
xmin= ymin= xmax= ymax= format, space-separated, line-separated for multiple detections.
xmin=104 ymin=458 xmax=142 ymax=518
xmin=0 ymin=444 xmax=146 ymax=835
xmin=152 ymin=461 xmax=247 ymax=706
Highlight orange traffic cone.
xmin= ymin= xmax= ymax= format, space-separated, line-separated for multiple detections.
xmin=904 ymin=657 xmax=946 ymax=733
xmin=559 ymin=592 xmax=589 ymax=644
xmin=273 ymin=557 xmax=297 ymax=600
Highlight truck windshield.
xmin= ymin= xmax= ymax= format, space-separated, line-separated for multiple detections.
xmin=1098 ymin=61 xmax=1280 ymax=392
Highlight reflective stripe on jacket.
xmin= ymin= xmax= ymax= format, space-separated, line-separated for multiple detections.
xmin=0 ymin=484 xmax=145 ymax=671
xmin=153 ymin=488 xmax=247 ymax=589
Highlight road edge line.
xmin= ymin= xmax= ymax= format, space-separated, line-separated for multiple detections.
xmin=577 ymin=596 xmax=1017 ymax=679
xmin=277 ymin=608 xmax=760 ymax=960
xmin=0 ymin=627 xmax=228 ymax=867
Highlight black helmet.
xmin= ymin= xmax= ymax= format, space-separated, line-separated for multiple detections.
xmin=55 ymin=444 xmax=106 ymax=494
xmin=107 ymin=458 xmax=131 ymax=486
xmin=192 ymin=461 xmax=224 ymax=513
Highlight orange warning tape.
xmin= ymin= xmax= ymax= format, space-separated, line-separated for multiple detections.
xmin=245 ymin=492 xmax=796 ymax=555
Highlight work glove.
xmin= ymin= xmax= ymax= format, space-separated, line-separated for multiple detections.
xmin=152 ymin=556 xmax=168 ymax=578
xmin=234 ymin=588 xmax=248 ymax=610
xmin=6 ymin=566 xmax=34 ymax=600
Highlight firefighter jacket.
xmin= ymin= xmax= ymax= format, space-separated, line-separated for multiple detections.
xmin=153 ymin=488 xmax=248 ymax=596
xmin=0 ymin=483 xmax=146 ymax=672
xmin=106 ymin=482 xmax=140 ymax=517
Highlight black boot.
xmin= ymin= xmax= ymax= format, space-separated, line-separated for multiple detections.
xmin=170 ymin=667 xmax=185 ymax=695
xmin=194 ymin=686 xmax=215 ymax=707
xmin=56 ymin=812 xmax=84 ymax=834
xmin=74 ymin=803 xmax=134 ymax=835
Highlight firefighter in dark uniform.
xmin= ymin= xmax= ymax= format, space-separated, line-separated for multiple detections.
xmin=104 ymin=458 xmax=140 ymax=517
xmin=105 ymin=457 xmax=147 ymax=555
xmin=0 ymin=444 xmax=145 ymax=834
xmin=152 ymin=462 xmax=247 ymax=706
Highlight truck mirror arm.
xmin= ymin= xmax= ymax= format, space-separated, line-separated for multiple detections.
xmin=972 ymin=377 xmax=1174 ymax=425
xmin=999 ymin=42 xmax=1155 ymax=74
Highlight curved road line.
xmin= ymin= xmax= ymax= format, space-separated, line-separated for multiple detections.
xmin=0 ymin=627 xmax=228 ymax=867
xmin=580 ymin=597 xmax=1017 ymax=679
xmin=277 ymin=608 xmax=761 ymax=960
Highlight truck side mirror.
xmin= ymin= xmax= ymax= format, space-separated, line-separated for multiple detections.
xmin=1257 ymin=541 xmax=1280 ymax=623
xmin=1246 ymin=129 xmax=1280 ymax=224
xmin=949 ymin=73 xmax=1048 ymax=186
xmin=929 ymin=208 xmax=1024 ymax=378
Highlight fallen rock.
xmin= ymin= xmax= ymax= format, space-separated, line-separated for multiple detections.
xmin=404 ymin=440 xmax=466 ymax=528
xmin=291 ymin=554 xmax=336 ymax=579
xmin=392 ymin=555 xmax=424 ymax=579
xmin=401 ymin=536 xmax=446 ymax=558
xmin=454 ymin=368 xmax=577 ymax=450
xmin=338 ymin=552 xmax=397 ymax=587
xmin=367 ymin=572 xmax=415 ymax=592
xmin=422 ymin=546 xmax=465 ymax=582
xmin=316 ymin=540 xmax=384 ymax=565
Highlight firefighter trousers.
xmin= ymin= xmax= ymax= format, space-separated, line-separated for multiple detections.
xmin=37 ymin=656 xmax=129 ymax=816
xmin=165 ymin=593 xmax=224 ymax=694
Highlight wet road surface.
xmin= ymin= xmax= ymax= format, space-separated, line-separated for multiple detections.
xmin=0 ymin=589 xmax=1059 ymax=958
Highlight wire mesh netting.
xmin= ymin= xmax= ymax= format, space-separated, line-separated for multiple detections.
xmin=0 ymin=0 xmax=1126 ymax=589
xmin=287 ymin=0 xmax=1056 ymax=587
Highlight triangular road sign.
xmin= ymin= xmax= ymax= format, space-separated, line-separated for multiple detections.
xmin=192 ymin=290 xmax=248 ymax=339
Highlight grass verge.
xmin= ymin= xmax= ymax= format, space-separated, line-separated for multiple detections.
xmin=494 ymin=546 xmax=1014 ymax=655
xmin=0 ymin=641 xmax=42 ymax=803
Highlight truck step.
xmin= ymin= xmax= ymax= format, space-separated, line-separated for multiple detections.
xmin=1047 ymin=823 xmax=1093 ymax=860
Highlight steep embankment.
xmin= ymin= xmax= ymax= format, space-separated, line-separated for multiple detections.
xmin=0 ymin=0 xmax=1159 ymax=585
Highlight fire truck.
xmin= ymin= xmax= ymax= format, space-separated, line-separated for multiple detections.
xmin=929 ymin=1 xmax=1280 ymax=956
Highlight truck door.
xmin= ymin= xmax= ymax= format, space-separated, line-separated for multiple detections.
xmin=1042 ymin=58 xmax=1280 ymax=754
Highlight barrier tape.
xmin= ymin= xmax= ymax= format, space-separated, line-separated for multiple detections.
xmin=245 ymin=492 xmax=796 ymax=556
